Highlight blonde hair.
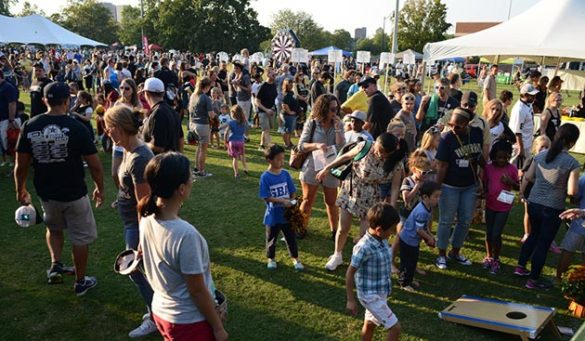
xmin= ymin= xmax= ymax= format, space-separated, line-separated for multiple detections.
xmin=420 ymin=127 xmax=441 ymax=150
xmin=482 ymin=99 xmax=504 ymax=125
xmin=545 ymin=92 xmax=562 ymax=110
xmin=104 ymin=105 xmax=141 ymax=135
xmin=532 ymin=135 xmax=551 ymax=154
xmin=407 ymin=152 xmax=431 ymax=171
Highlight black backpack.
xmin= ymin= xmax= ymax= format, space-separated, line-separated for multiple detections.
xmin=330 ymin=140 xmax=373 ymax=181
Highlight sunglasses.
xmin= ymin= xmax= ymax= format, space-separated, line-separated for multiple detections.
xmin=421 ymin=170 xmax=433 ymax=176
xmin=403 ymin=96 xmax=415 ymax=101
xmin=426 ymin=126 xmax=440 ymax=134
xmin=435 ymin=86 xmax=445 ymax=90
xmin=397 ymin=87 xmax=407 ymax=92
xmin=329 ymin=106 xmax=338 ymax=112
xmin=121 ymin=86 xmax=132 ymax=91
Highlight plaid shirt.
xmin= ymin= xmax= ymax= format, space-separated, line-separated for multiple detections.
xmin=350 ymin=232 xmax=392 ymax=298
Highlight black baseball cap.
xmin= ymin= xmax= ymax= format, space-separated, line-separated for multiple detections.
xmin=358 ymin=77 xmax=377 ymax=88
xmin=44 ymin=82 xmax=70 ymax=100
xmin=461 ymin=91 xmax=478 ymax=107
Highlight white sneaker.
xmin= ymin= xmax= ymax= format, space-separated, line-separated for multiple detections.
xmin=324 ymin=254 xmax=343 ymax=271
xmin=129 ymin=313 xmax=158 ymax=338
xmin=277 ymin=127 xmax=285 ymax=134
xmin=435 ymin=256 xmax=448 ymax=270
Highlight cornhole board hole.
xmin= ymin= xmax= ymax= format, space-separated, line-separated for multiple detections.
xmin=439 ymin=295 xmax=561 ymax=341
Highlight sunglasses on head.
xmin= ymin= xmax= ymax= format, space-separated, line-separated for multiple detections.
xmin=426 ymin=126 xmax=440 ymax=134
xmin=421 ymin=170 xmax=433 ymax=176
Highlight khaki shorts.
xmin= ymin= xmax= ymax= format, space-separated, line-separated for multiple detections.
xmin=194 ymin=123 xmax=210 ymax=144
xmin=41 ymin=196 xmax=97 ymax=245
xmin=258 ymin=111 xmax=273 ymax=131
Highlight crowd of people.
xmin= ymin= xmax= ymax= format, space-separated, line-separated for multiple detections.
xmin=3 ymin=45 xmax=585 ymax=341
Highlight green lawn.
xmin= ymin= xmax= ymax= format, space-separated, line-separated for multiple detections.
xmin=1 ymin=83 xmax=584 ymax=340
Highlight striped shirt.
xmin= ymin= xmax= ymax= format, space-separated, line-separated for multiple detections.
xmin=350 ymin=232 xmax=392 ymax=298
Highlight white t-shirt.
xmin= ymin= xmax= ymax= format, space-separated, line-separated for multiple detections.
xmin=139 ymin=215 xmax=215 ymax=324
xmin=344 ymin=130 xmax=373 ymax=143
xmin=489 ymin=121 xmax=505 ymax=146
xmin=508 ymin=100 xmax=534 ymax=151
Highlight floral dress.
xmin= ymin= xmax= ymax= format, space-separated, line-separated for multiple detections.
xmin=336 ymin=142 xmax=400 ymax=218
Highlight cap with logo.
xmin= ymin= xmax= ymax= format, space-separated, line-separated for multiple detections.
xmin=461 ymin=91 xmax=478 ymax=107
xmin=44 ymin=82 xmax=71 ymax=100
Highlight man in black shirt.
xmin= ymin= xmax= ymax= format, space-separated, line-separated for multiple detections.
xmin=335 ymin=70 xmax=354 ymax=104
xmin=360 ymin=77 xmax=393 ymax=140
xmin=142 ymin=77 xmax=183 ymax=154
xmin=126 ymin=55 xmax=137 ymax=78
xmin=30 ymin=62 xmax=52 ymax=117
xmin=14 ymin=81 xmax=104 ymax=295
xmin=255 ymin=67 xmax=278 ymax=149
xmin=416 ymin=78 xmax=459 ymax=132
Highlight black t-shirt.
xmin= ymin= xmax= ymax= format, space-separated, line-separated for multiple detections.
xmin=16 ymin=114 xmax=97 ymax=201
xmin=335 ymin=80 xmax=351 ymax=104
xmin=283 ymin=91 xmax=299 ymax=115
xmin=436 ymin=127 xmax=483 ymax=187
xmin=448 ymin=88 xmax=463 ymax=103
xmin=142 ymin=101 xmax=183 ymax=154
xmin=154 ymin=67 xmax=179 ymax=89
xmin=127 ymin=62 xmax=137 ymax=77
xmin=310 ymin=80 xmax=326 ymax=104
xmin=389 ymin=99 xmax=401 ymax=116
xmin=256 ymin=82 xmax=277 ymax=113
xmin=217 ymin=69 xmax=228 ymax=92
xmin=367 ymin=90 xmax=393 ymax=140
xmin=30 ymin=77 xmax=52 ymax=117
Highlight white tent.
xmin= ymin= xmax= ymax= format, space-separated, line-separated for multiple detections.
xmin=423 ymin=0 xmax=585 ymax=63
xmin=0 ymin=14 xmax=106 ymax=47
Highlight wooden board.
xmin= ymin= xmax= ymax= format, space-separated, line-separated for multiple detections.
xmin=439 ymin=295 xmax=556 ymax=339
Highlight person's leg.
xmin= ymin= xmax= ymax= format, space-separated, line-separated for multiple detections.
xmin=529 ymin=207 xmax=562 ymax=280
xmin=557 ymin=230 xmax=582 ymax=279
xmin=491 ymin=211 xmax=510 ymax=260
xmin=334 ymin=208 xmax=353 ymax=256
xmin=518 ymin=203 xmax=543 ymax=268
xmin=357 ymin=217 xmax=369 ymax=241
xmin=232 ymin=157 xmax=238 ymax=177
xmin=323 ymin=186 xmax=339 ymax=234
xmin=399 ymin=239 xmax=418 ymax=287
xmin=437 ymin=185 xmax=458 ymax=257
xmin=265 ymin=225 xmax=279 ymax=260
xmin=386 ymin=322 xmax=401 ymax=341
xmin=484 ymin=208 xmax=496 ymax=259
xmin=557 ymin=250 xmax=574 ymax=280
xmin=198 ymin=142 xmax=208 ymax=172
xmin=450 ymin=185 xmax=477 ymax=256
xmin=46 ymin=228 xmax=65 ymax=264
xmin=240 ymin=147 xmax=248 ymax=172
xmin=281 ymin=223 xmax=299 ymax=259
xmin=71 ymin=244 xmax=89 ymax=282
xmin=125 ymin=225 xmax=154 ymax=310
xmin=522 ymin=201 xmax=531 ymax=242
xmin=361 ymin=321 xmax=376 ymax=341
xmin=299 ymin=182 xmax=319 ymax=226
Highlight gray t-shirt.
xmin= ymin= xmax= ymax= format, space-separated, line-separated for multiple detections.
xmin=117 ymin=145 xmax=154 ymax=225
xmin=140 ymin=216 xmax=215 ymax=324
xmin=527 ymin=150 xmax=580 ymax=210
xmin=236 ymin=74 xmax=252 ymax=101
xmin=190 ymin=93 xmax=213 ymax=125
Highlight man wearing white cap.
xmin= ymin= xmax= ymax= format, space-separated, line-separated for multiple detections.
xmin=142 ymin=77 xmax=183 ymax=154
xmin=509 ymin=83 xmax=539 ymax=168
xmin=344 ymin=111 xmax=373 ymax=143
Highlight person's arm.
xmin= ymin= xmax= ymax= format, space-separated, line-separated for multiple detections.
xmin=515 ymin=134 xmax=524 ymax=156
xmin=415 ymin=95 xmax=430 ymax=122
xmin=8 ymin=101 xmax=17 ymax=127
xmin=387 ymin=168 xmax=402 ymax=207
xmin=403 ymin=182 xmax=422 ymax=205
xmin=223 ymin=125 xmax=230 ymax=146
xmin=345 ymin=265 xmax=359 ymax=316
xmin=83 ymin=153 xmax=104 ymax=207
xmin=540 ymin=109 xmax=550 ymax=137
xmin=436 ymin=160 xmax=448 ymax=186
xmin=568 ymin=168 xmax=580 ymax=198
xmin=417 ymin=227 xmax=436 ymax=247
xmin=183 ymin=274 xmax=228 ymax=341
xmin=14 ymin=152 xmax=32 ymax=204
xmin=315 ymin=143 xmax=362 ymax=182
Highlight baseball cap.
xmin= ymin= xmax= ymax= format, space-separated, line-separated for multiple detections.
xmin=461 ymin=91 xmax=478 ymax=107
xmin=520 ymin=83 xmax=539 ymax=95
xmin=33 ymin=61 xmax=44 ymax=69
xmin=44 ymin=81 xmax=70 ymax=100
xmin=358 ymin=77 xmax=377 ymax=88
xmin=144 ymin=77 xmax=165 ymax=93
xmin=347 ymin=111 xmax=367 ymax=122
xmin=114 ymin=249 xmax=142 ymax=275
xmin=15 ymin=204 xmax=43 ymax=227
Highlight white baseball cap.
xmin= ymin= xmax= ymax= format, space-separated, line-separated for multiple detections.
xmin=15 ymin=204 xmax=42 ymax=227
xmin=520 ymin=83 xmax=539 ymax=95
xmin=144 ymin=77 xmax=165 ymax=93
xmin=348 ymin=111 xmax=367 ymax=122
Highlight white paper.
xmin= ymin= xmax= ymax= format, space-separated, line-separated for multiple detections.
xmin=312 ymin=146 xmax=337 ymax=171
xmin=291 ymin=48 xmax=309 ymax=63
xmin=356 ymin=51 xmax=371 ymax=64
xmin=497 ymin=190 xmax=515 ymax=204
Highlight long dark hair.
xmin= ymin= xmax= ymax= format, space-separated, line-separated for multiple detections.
xmin=377 ymin=133 xmax=407 ymax=173
xmin=546 ymin=123 xmax=580 ymax=163
xmin=137 ymin=152 xmax=191 ymax=217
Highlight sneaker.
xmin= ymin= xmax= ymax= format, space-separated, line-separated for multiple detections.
xmin=448 ymin=253 xmax=472 ymax=266
xmin=489 ymin=259 xmax=501 ymax=275
xmin=482 ymin=257 xmax=493 ymax=269
xmin=47 ymin=262 xmax=75 ymax=284
xmin=525 ymin=278 xmax=553 ymax=290
xmin=267 ymin=259 xmax=277 ymax=270
xmin=401 ymin=285 xmax=416 ymax=293
xmin=293 ymin=261 xmax=304 ymax=271
xmin=74 ymin=276 xmax=97 ymax=296
xmin=129 ymin=313 xmax=158 ymax=338
xmin=324 ymin=254 xmax=343 ymax=271
xmin=111 ymin=200 xmax=118 ymax=208
xmin=277 ymin=127 xmax=285 ymax=134
xmin=257 ymin=145 xmax=265 ymax=151
xmin=192 ymin=167 xmax=199 ymax=175
xmin=194 ymin=171 xmax=213 ymax=177
xmin=435 ymin=256 xmax=448 ymax=270
xmin=549 ymin=242 xmax=561 ymax=254
xmin=514 ymin=266 xmax=530 ymax=277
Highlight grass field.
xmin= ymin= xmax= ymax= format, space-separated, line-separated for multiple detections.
xmin=1 ymin=82 xmax=584 ymax=340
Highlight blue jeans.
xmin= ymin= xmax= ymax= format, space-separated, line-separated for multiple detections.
xmin=283 ymin=115 xmax=297 ymax=133
xmin=125 ymin=223 xmax=154 ymax=311
xmin=518 ymin=203 xmax=563 ymax=280
xmin=437 ymin=184 xmax=478 ymax=250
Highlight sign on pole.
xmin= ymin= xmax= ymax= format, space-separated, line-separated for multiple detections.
xmin=356 ymin=51 xmax=371 ymax=64
xmin=379 ymin=52 xmax=395 ymax=66
xmin=291 ymin=48 xmax=309 ymax=64
xmin=328 ymin=49 xmax=343 ymax=64
xmin=403 ymin=52 xmax=416 ymax=65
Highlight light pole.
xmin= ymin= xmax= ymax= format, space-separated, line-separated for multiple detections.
xmin=140 ymin=0 xmax=145 ymax=50
xmin=391 ymin=0 xmax=399 ymax=55
xmin=382 ymin=15 xmax=390 ymax=52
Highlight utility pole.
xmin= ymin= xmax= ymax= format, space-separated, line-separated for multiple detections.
xmin=391 ymin=0 xmax=399 ymax=54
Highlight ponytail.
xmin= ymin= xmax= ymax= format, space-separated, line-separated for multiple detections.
xmin=137 ymin=194 xmax=158 ymax=218
xmin=376 ymin=133 xmax=406 ymax=174
xmin=546 ymin=124 xmax=579 ymax=163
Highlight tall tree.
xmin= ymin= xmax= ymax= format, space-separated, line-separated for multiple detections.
xmin=0 ymin=0 xmax=15 ymax=16
xmin=60 ymin=0 xmax=119 ymax=44
xmin=395 ymin=0 xmax=451 ymax=52
xmin=331 ymin=29 xmax=354 ymax=51
xmin=270 ymin=9 xmax=327 ymax=51
xmin=17 ymin=1 xmax=45 ymax=16
xmin=118 ymin=5 xmax=142 ymax=46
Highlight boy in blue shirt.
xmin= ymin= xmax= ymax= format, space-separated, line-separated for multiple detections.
xmin=399 ymin=181 xmax=441 ymax=292
xmin=346 ymin=202 xmax=401 ymax=341
xmin=259 ymin=145 xmax=303 ymax=271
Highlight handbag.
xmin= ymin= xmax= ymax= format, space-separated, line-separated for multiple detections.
xmin=289 ymin=119 xmax=316 ymax=170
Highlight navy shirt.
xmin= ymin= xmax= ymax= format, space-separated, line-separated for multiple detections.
xmin=436 ymin=127 xmax=483 ymax=187
xmin=0 ymin=80 xmax=19 ymax=121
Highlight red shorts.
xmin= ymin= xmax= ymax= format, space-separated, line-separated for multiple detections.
xmin=152 ymin=313 xmax=215 ymax=341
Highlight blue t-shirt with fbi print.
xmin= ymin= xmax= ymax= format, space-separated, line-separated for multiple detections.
xmin=259 ymin=169 xmax=296 ymax=226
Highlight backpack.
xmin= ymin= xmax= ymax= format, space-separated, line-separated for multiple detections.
xmin=330 ymin=140 xmax=373 ymax=181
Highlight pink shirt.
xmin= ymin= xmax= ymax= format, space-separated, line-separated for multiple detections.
xmin=483 ymin=163 xmax=519 ymax=212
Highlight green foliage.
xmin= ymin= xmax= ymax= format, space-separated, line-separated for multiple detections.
xmin=396 ymin=0 xmax=451 ymax=52
xmin=16 ymin=1 xmax=45 ymax=17
xmin=60 ymin=0 xmax=119 ymax=45
xmin=355 ymin=28 xmax=390 ymax=55
xmin=562 ymin=265 xmax=585 ymax=305
xmin=331 ymin=29 xmax=354 ymax=51
xmin=154 ymin=0 xmax=269 ymax=52
xmin=270 ymin=9 xmax=330 ymax=51
xmin=0 ymin=0 xmax=15 ymax=16
xmin=118 ymin=5 xmax=143 ymax=46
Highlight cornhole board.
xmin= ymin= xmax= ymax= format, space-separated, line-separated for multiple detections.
xmin=439 ymin=295 xmax=561 ymax=341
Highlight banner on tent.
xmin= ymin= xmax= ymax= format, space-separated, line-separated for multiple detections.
xmin=380 ymin=52 xmax=395 ymax=66
xmin=291 ymin=48 xmax=309 ymax=63
xmin=328 ymin=50 xmax=343 ymax=63
xmin=356 ymin=51 xmax=371 ymax=64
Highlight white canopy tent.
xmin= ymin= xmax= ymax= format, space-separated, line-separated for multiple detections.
xmin=0 ymin=14 xmax=106 ymax=47
xmin=423 ymin=0 xmax=585 ymax=63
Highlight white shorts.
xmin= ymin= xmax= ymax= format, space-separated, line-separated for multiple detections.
xmin=359 ymin=294 xmax=399 ymax=329
xmin=0 ymin=118 xmax=21 ymax=153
